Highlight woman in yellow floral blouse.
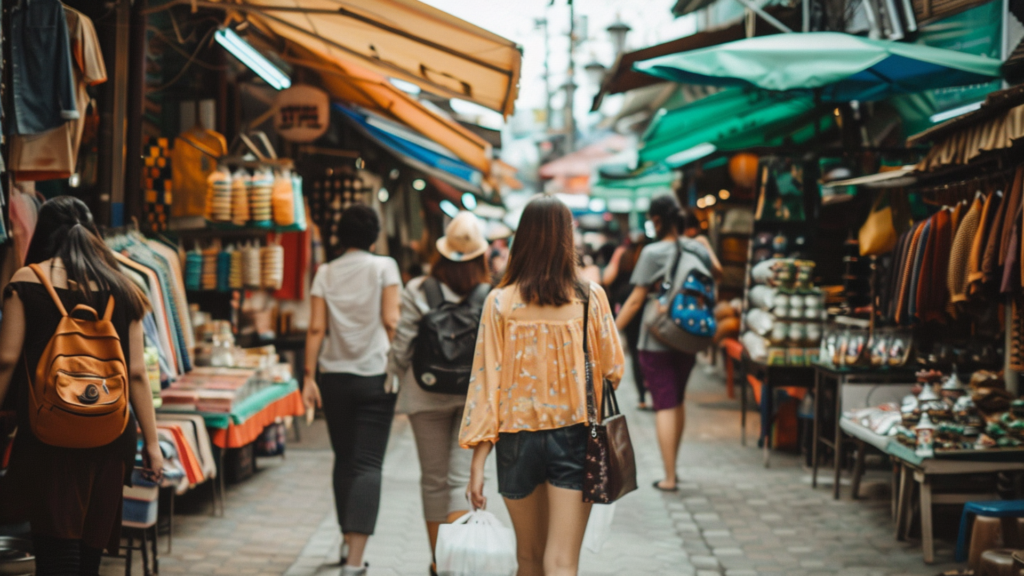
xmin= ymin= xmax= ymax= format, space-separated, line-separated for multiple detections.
xmin=461 ymin=195 xmax=625 ymax=576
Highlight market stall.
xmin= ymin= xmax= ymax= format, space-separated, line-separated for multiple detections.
xmin=803 ymin=84 xmax=1024 ymax=562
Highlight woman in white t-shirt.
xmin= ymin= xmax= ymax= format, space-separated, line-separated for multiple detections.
xmin=303 ymin=205 xmax=401 ymax=576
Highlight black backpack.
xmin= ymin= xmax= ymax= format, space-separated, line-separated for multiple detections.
xmin=412 ymin=278 xmax=491 ymax=394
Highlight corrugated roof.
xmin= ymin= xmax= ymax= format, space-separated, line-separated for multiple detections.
xmin=180 ymin=0 xmax=522 ymax=116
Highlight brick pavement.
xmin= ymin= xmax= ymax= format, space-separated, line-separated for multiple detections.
xmin=101 ymin=359 xmax=957 ymax=575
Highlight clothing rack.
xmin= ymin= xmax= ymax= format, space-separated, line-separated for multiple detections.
xmin=915 ymin=166 xmax=1017 ymax=206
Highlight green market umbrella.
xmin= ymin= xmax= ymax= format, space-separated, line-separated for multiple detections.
xmin=638 ymin=88 xmax=832 ymax=166
xmin=634 ymin=32 xmax=1002 ymax=102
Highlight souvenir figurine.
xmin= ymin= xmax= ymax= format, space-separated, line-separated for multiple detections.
xmin=915 ymin=413 xmax=936 ymax=458
xmin=940 ymin=371 xmax=967 ymax=402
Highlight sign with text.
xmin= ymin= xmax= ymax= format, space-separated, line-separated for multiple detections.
xmin=274 ymin=85 xmax=329 ymax=143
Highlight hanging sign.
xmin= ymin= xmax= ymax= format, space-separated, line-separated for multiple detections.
xmin=274 ymin=85 xmax=330 ymax=143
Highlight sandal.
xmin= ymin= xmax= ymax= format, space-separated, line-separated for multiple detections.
xmin=652 ymin=480 xmax=679 ymax=492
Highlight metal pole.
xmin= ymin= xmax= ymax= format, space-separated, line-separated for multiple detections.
xmin=1003 ymin=0 xmax=1011 ymax=89
xmin=565 ymin=0 xmax=576 ymax=152
xmin=802 ymin=0 xmax=810 ymax=31
xmin=123 ymin=0 xmax=147 ymax=229
xmin=109 ymin=0 xmax=132 ymax=227
xmin=539 ymin=18 xmax=552 ymax=130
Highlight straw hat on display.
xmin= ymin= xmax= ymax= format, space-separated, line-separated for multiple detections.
xmin=436 ymin=212 xmax=488 ymax=262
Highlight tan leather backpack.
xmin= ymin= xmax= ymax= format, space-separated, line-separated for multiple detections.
xmin=26 ymin=264 xmax=130 ymax=448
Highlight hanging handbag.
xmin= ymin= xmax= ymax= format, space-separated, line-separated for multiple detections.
xmin=859 ymin=191 xmax=897 ymax=256
xmin=581 ymin=288 xmax=637 ymax=504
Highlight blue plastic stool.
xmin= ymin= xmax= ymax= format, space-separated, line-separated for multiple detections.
xmin=955 ymin=500 xmax=1024 ymax=562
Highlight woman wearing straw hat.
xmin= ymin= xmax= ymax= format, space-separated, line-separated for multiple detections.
xmin=387 ymin=211 xmax=491 ymax=576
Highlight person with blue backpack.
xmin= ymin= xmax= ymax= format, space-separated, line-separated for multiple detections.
xmin=387 ymin=211 xmax=491 ymax=576
xmin=615 ymin=194 xmax=722 ymax=492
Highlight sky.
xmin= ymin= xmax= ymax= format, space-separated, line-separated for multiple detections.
xmin=421 ymin=0 xmax=698 ymax=116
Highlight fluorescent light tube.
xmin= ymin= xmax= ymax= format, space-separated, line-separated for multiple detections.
xmin=929 ymin=101 xmax=983 ymax=124
xmin=214 ymin=28 xmax=291 ymax=90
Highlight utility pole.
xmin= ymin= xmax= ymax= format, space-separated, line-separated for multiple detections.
xmin=535 ymin=18 xmax=553 ymax=130
xmin=564 ymin=0 xmax=577 ymax=152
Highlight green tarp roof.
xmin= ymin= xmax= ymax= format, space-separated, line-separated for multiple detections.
xmin=638 ymin=89 xmax=832 ymax=167
xmin=634 ymin=32 xmax=1002 ymax=102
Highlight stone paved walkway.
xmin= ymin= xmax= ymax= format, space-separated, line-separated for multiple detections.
xmin=102 ymin=359 xmax=958 ymax=575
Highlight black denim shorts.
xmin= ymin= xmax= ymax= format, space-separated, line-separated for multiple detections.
xmin=495 ymin=424 xmax=588 ymax=499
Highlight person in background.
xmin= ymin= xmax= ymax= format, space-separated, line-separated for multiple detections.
xmin=0 ymin=197 xmax=163 ymax=576
xmin=603 ymin=234 xmax=652 ymax=410
xmin=487 ymin=238 xmax=509 ymax=285
xmin=387 ymin=212 xmax=490 ymax=576
xmin=614 ymin=195 xmax=721 ymax=492
xmin=463 ymin=196 xmax=625 ymax=576
xmin=303 ymin=205 xmax=401 ymax=576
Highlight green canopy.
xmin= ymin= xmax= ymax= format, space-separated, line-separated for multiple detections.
xmin=634 ymin=32 xmax=1003 ymax=102
xmin=591 ymin=167 xmax=677 ymax=213
xmin=638 ymin=89 xmax=831 ymax=166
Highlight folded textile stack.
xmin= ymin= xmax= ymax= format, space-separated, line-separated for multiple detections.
xmin=161 ymin=367 xmax=263 ymax=412
xmin=207 ymin=166 xmax=232 ymax=223
xmin=242 ymin=244 xmax=261 ymax=289
xmin=201 ymin=245 xmax=219 ymax=291
xmin=231 ymin=169 xmax=250 ymax=227
xmin=195 ymin=390 xmax=238 ymax=413
xmin=249 ymin=168 xmax=274 ymax=226
xmin=229 ymin=248 xmax=243 ymax=289
xmin=159 ymin=389 xmax=198 ymax=411
xmin=261 ymin=244 xmax=284 ymax=290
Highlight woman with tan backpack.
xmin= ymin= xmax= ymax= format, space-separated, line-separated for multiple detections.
xmin=0 ymin=197 xmax=163 ymax=576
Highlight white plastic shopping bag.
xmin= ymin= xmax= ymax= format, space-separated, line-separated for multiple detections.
xmin=436 ymin=511 xmax=518 ymax=576
xmin=583 ymin=502 xmax=616 ymax=553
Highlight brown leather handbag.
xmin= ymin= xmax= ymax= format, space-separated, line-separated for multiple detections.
xmin=581 ymin=288 xmax=637 ymax=504
xmin=858 ymin=191 xmax=898 ymax=256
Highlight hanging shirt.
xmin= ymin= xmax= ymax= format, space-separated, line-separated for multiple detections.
xmin=12 ymin=5 xmax=106 ymax=181
xmin=10 ymin=0 xmax=79 ymax=135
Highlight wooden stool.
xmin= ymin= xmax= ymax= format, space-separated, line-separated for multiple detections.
xmin=957 ymin=501 xmax=1024 ymax=564
xmin=970 ymin=517 xmax=1009 ymax=570
xmin=979 ymin=549 xmax=1019 ymax=576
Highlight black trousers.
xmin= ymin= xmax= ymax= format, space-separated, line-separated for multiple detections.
xmin=624 ymin=313 xmax=647 ymax=402
xmin=32 ymin=535 xmax=102 ymax=576
xmin=319 ymin=373 xmax=397 ymax=535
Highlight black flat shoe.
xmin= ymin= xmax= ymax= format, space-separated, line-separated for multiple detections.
xmin=652 ymin=480 xmax=678 ymax=492
xmin=430 ymin=563 xmax=438 ymax=576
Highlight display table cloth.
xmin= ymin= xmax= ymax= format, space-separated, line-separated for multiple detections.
xmin=193 ymin=381 xmax=304 ymax=449
xmin=159 ymin=375 xmax=305 ymax=449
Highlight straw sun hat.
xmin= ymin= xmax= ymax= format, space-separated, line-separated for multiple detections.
xmin=436 ymin=212 xmax=488 ymax=262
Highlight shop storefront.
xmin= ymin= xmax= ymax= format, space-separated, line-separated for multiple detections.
xmin=0 ymin=0 xmax=521 ymax=567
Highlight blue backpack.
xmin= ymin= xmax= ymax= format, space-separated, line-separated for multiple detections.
xmin=648 ymin=239 xmax=717 ymax=353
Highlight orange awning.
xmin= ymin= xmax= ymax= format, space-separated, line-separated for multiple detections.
xmin=179 ymin=0 xmax=521 ymax=116
xmin=278 ymin=40 xmax=494 ymax=175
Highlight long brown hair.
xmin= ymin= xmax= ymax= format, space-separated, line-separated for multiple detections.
xmin=25 ymin=196 xmax=149 ymax=321
xmin=500 ymin=195 xmax=578 ymax=306
xmin=432 ymin=254 xmax=489 ymax=296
